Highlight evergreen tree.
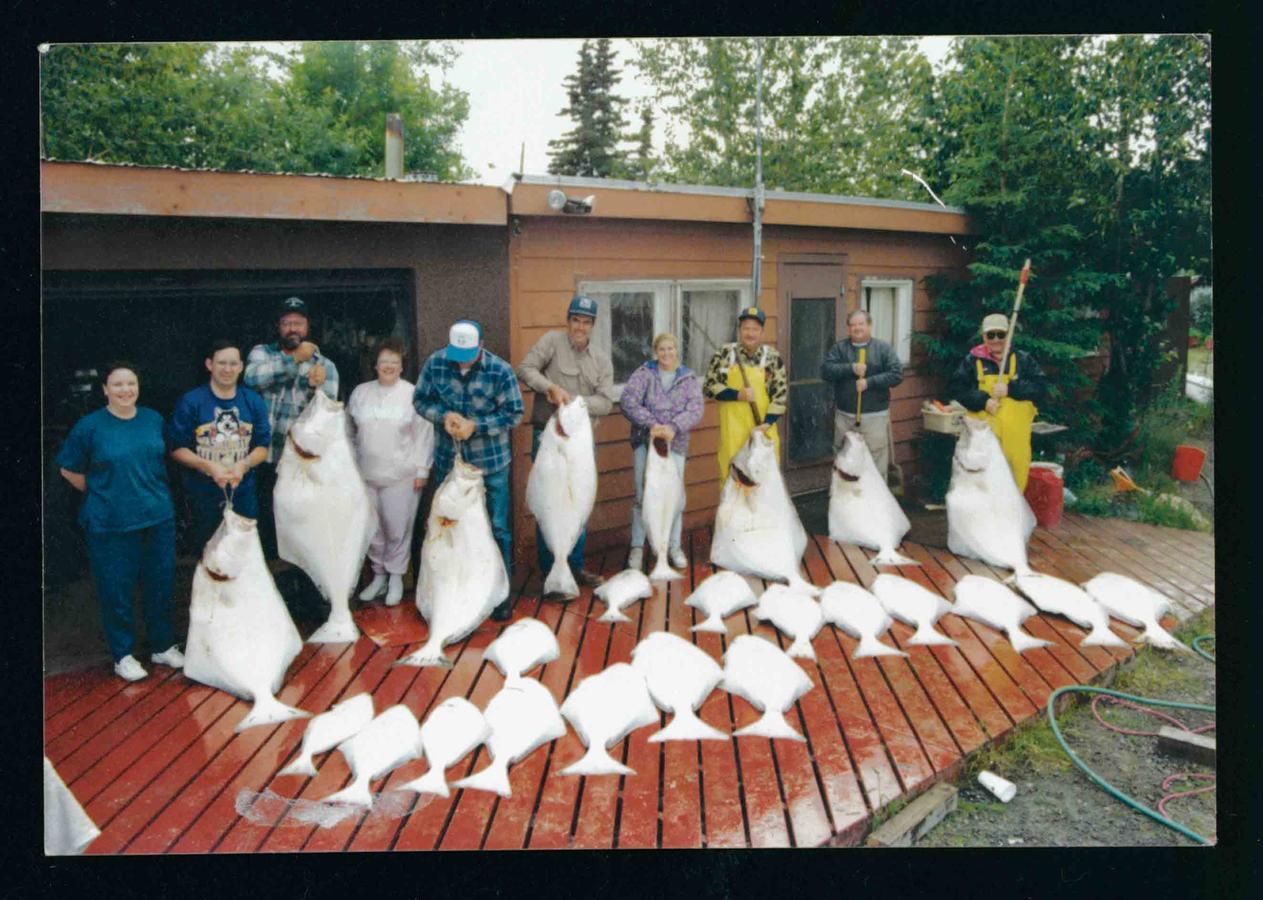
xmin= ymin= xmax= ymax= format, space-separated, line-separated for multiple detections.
xmin=627 ymin=106 xmax=656 ymax=180
xmin=547 ymin=39 xmax=630 ymax=177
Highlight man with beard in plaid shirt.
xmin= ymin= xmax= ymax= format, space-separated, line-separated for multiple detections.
xmin=413 ymin=319 xmax=524 ymax=620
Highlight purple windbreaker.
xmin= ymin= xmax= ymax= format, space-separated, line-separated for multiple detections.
xmin=619 ymin=360 xmax=705 ymax=456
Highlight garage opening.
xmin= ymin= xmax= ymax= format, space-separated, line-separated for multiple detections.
xmin=43 ymin=267 xmax=416 ymax=579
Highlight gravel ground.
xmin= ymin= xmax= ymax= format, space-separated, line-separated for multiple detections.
xmin=918 ymin=624 xmax=1217 ymax=848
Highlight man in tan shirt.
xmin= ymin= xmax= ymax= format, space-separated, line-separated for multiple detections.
xmin=517 ymin=294 xmax=619 ymax=590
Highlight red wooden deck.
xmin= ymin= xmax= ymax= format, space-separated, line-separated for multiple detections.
xmin=44 ymin=513 xmax=1213 ymax=852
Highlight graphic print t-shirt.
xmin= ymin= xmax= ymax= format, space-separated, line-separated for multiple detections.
xmin=167 ymin=383 xmax=271 ymax=503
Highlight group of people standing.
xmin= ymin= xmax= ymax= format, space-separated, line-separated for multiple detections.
xmin=56 ymin=289 xmax=1045 ymax=683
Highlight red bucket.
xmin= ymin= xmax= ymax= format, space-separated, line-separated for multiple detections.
xmin=1024 ymin=466 xmax=1064 ymax=529
xmin=1171 ymin=444 xmax=1207 ymax=482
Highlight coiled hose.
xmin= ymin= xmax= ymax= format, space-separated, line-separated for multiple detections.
xmin=1192 ymin=635 xmax=1215 ymax=662
xmin=1045 ymin=684 xmax=1215 ymax=845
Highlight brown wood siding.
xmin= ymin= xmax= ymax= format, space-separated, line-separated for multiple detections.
xmin=508 ymin=217 xmax=967 ymax=560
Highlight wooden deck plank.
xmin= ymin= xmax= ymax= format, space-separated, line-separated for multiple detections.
xmin=45 ymin=669 xmax=126 ymax=722
xmin=45 ymin=673 xmax=145 ymax=744
xmin=1054 ymin=517 xmax=1210 ymax=611
xmin=612 ymin=560 xmax=670 ymax=850
xmin=1105 ymin=516 xmax=1214 ymax=582
xmin=687 ymin=528 xmax=752 ymax=849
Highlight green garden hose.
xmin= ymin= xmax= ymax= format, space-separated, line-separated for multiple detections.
xmin=1046 ymin=685 xmax=1215 ymax=845
xmin=1192 ymin=634 xmax=1215 ymax=662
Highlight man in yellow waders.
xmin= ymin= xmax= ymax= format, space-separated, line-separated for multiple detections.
xmin=949 ymin=313 xmax=1048 ymax=491
xmin=703 ymin=307 xmax=788 ymax=481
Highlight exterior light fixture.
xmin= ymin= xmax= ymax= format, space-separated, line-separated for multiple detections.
xmin=546 ymin=189 xmax=595 ymax=215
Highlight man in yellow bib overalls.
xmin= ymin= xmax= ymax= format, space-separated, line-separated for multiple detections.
xmin=949 ymin=313 xmax=1048 ymax=491
xmin=703 ymin=307 xmax=788 ymax=481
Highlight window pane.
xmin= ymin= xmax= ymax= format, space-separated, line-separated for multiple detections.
xmin=600 ymin=291 xmax=655 ymax=382
xmin=864 ymin=286 xmax=896 ymax=345
xmin=789 ymin=297 xmax=834 ymax=382
xmin=681 ymin=289 xmax=740 ymax=372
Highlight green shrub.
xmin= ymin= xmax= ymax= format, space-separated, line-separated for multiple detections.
xmin=1068 ymin=483 xmax=1115 ymax=517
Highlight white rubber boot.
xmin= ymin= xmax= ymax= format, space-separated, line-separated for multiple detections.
xmin=358 ymin=573 xmax=388 ymax=602
xmin=385 ymin=574 xmax=404 ymax=607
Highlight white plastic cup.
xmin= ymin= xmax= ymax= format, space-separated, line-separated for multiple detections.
xmin=978 ymin=770 xmax=1017 ymax=803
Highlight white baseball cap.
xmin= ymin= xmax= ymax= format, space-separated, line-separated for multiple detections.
xmin=447 ymin=320 xmax=482 ymax=363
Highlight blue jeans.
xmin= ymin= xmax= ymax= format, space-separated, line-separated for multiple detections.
xmin=483 ymin=464 xmax=513 ymax=580
xmin=186 ymin=481 xmax=259 ymax=557
xmin=629 ymin=442 xmax=685 ymax=552
xmin=531 ymin=427 xmax=585 ymax=576
xmin=84 ymin=519 xmax=177 ymax=662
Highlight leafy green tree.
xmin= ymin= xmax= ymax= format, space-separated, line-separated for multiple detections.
xmin=632 ymin=36 xmax=939 ymax=198
xmin=40 ymin=40 xmax=474 ymax=180
xmin=547 ymin=39 xmax=630 ymax=177
xmin=622 ymin=106 xmax=657 ymax=180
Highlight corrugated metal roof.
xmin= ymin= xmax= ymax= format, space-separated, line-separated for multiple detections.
xmin=515 ymin=173 xmax=966 ymax=216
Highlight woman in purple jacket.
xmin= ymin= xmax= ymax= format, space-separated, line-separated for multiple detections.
xmin=620 ymin=333 xmax=705 ymax=571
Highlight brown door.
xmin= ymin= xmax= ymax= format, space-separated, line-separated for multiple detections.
xmin=779 ymin=258 xmax=847 ymax=495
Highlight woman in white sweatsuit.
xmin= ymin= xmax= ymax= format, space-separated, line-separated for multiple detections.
xmin=347 ymin=339 xmax=436 ymax=606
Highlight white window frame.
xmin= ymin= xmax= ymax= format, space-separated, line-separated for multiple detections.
xmin=859 ymin=277 xmax=914 ymax=365
xmin=580 ymin=277 xmax=753 ymax=392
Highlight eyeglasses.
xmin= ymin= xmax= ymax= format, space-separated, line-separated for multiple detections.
xmin=984 ymin=331 xmax=1008 ymax=340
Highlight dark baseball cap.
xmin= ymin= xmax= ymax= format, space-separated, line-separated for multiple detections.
xmin=738 ymin=306 xmax=766 ymax=326
xmin=278 ymin=296 xmax=309 ymax=319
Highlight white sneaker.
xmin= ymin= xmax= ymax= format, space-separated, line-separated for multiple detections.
xmin=151 ymin=645 xmax=186 ymax=668
xmin=669 ymin=547 xmax=688 ymax=569
xmin=114 ymin=655 xmax=148 ymax=682
xmin=358 ymin=573 xmax=388 ymax=601
xmin=627 ymin=547 xmax=644 ymax=570
xmin=385 ymin=574 xmax=404 ymax=607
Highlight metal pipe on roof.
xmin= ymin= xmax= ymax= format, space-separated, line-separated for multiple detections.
xmin=385 ymin=113 xmax=404 ymax=180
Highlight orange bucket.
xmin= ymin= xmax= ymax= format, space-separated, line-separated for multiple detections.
xmin=1171 ymin=445 xmax=1206 ymax=482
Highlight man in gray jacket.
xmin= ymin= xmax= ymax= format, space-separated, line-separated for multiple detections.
xmin=820 ymin=309 xmax=904 ymax=481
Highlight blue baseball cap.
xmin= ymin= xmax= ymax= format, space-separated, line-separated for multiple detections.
xmin=568 ymin=295 xmax=598 ymax=319
xmin=278 ymin=296 xmax=309 ymax=320
xmin=738 ymin=306 xmax=766 ymax=326
xmin=446 ymin=319 xmax=483 ymax=363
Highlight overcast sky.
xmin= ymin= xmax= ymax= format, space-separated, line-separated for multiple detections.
xmin=441 ymin=37 xmax=954 ymax=186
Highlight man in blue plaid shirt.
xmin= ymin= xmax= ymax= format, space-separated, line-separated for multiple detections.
xmin=244 ymin=296 xmax=340 ymax=561
xmin=413 ymin=319 xmax=524 ymax=620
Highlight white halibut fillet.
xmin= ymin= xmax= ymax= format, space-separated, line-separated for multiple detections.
xmin=279 ymin=692 xmax=375 ymax=777
xmin=829 ymin=430 xmax=918 ymax=567
xmin=400 ymin=459 xmax=508 ymax=667
xmin=871 ymin=573 xmax=957 ymax=647
xmin=485 ymin=618 xmax=560 ymax=683
xmin=1013 ymin=573 xmax=1128 ymax=648
xmin=184 ymin=509 xmax=308 ymax=732
xmin=819 ymin=581 xmax=907 ymax=659
xmin=631 ymin=632 xmax=726 ymax=742
xmin=274 ymin=391 xmax=376 ymax=644
xmin=453 ymin=679 xmax=566 ymax=797
xmin=752 ymin=584 xmax=825 ymax=660
xmin=686 ymin=570 xmax=760 ymax=634
xmin=398 ymin=697 xmax=490 ymax=798
xmin=322 ymin=704 xmax=422 ymax=808
xmin=527 ymin=397 xmax=597 ymax=599
xmin=593 ymin=569 xmax=654 ymax=623
xmin=722 ymin=635 xmax=813 ymax=741
xmin=946 ymin=417 xmax=1035 ymax=575
xmin=1082 ymin=572 xmax=1189 ymax=652
xmin=710 ymin=430 xmax=816 ymax=594
xmin=643 ymin=435 xmax=684 ymax=581
xmin=952 ymin=575 xmax=1052 ymax=654
xmin=559 ymin=663 xmax=659 ymax=776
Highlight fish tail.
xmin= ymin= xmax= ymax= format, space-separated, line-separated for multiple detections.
xmin=908 ymin=623 xmax=957 ymax=647
xmin=734 ymin=711 xmax=805 ymax=742
xmin=277 ymin=753 xmax=318 ymax=778
xmin=1140 ymin=626 xmax=1191 ymax=653
xmin=690 ymin=617 xmax=727 ymax=634
xmin=559 ymin=746 xmax=635 ymax=777
xmin=543 ymin=559 xmax=579 ymax=599
xmin=452 ymin=760 xmax=513 ymax=798
xmin=854 ymin=635 xmax=907 ymax=659
xmin=399 ymin=766 xmax=450 ymax=798
xmin=235 ymin=695 xmax=309 ymax=733
xmin=648 ymin=709 xmax=727 ymax=743
xmin=787 ymin=636 xmax=817 ymax=660
xmin=396 ymin=640 xmax=453 ymax=668
xmin=597 ymin=607 xmax=632 ymax=624
xmin=872 ymin=548 xmax=920 ymax=568
xmin=321 ymin=777 xmax=373 ymax=809
xmin=1080 ymin=624 xmax=1129 ymax=648
xmin=649 ymin=556 xmax=683 ymax=582
xmin=1008 ymin=629 xmax=1053 ymax=654
xmin=307 ymin=615 xmax=359 ymax=645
